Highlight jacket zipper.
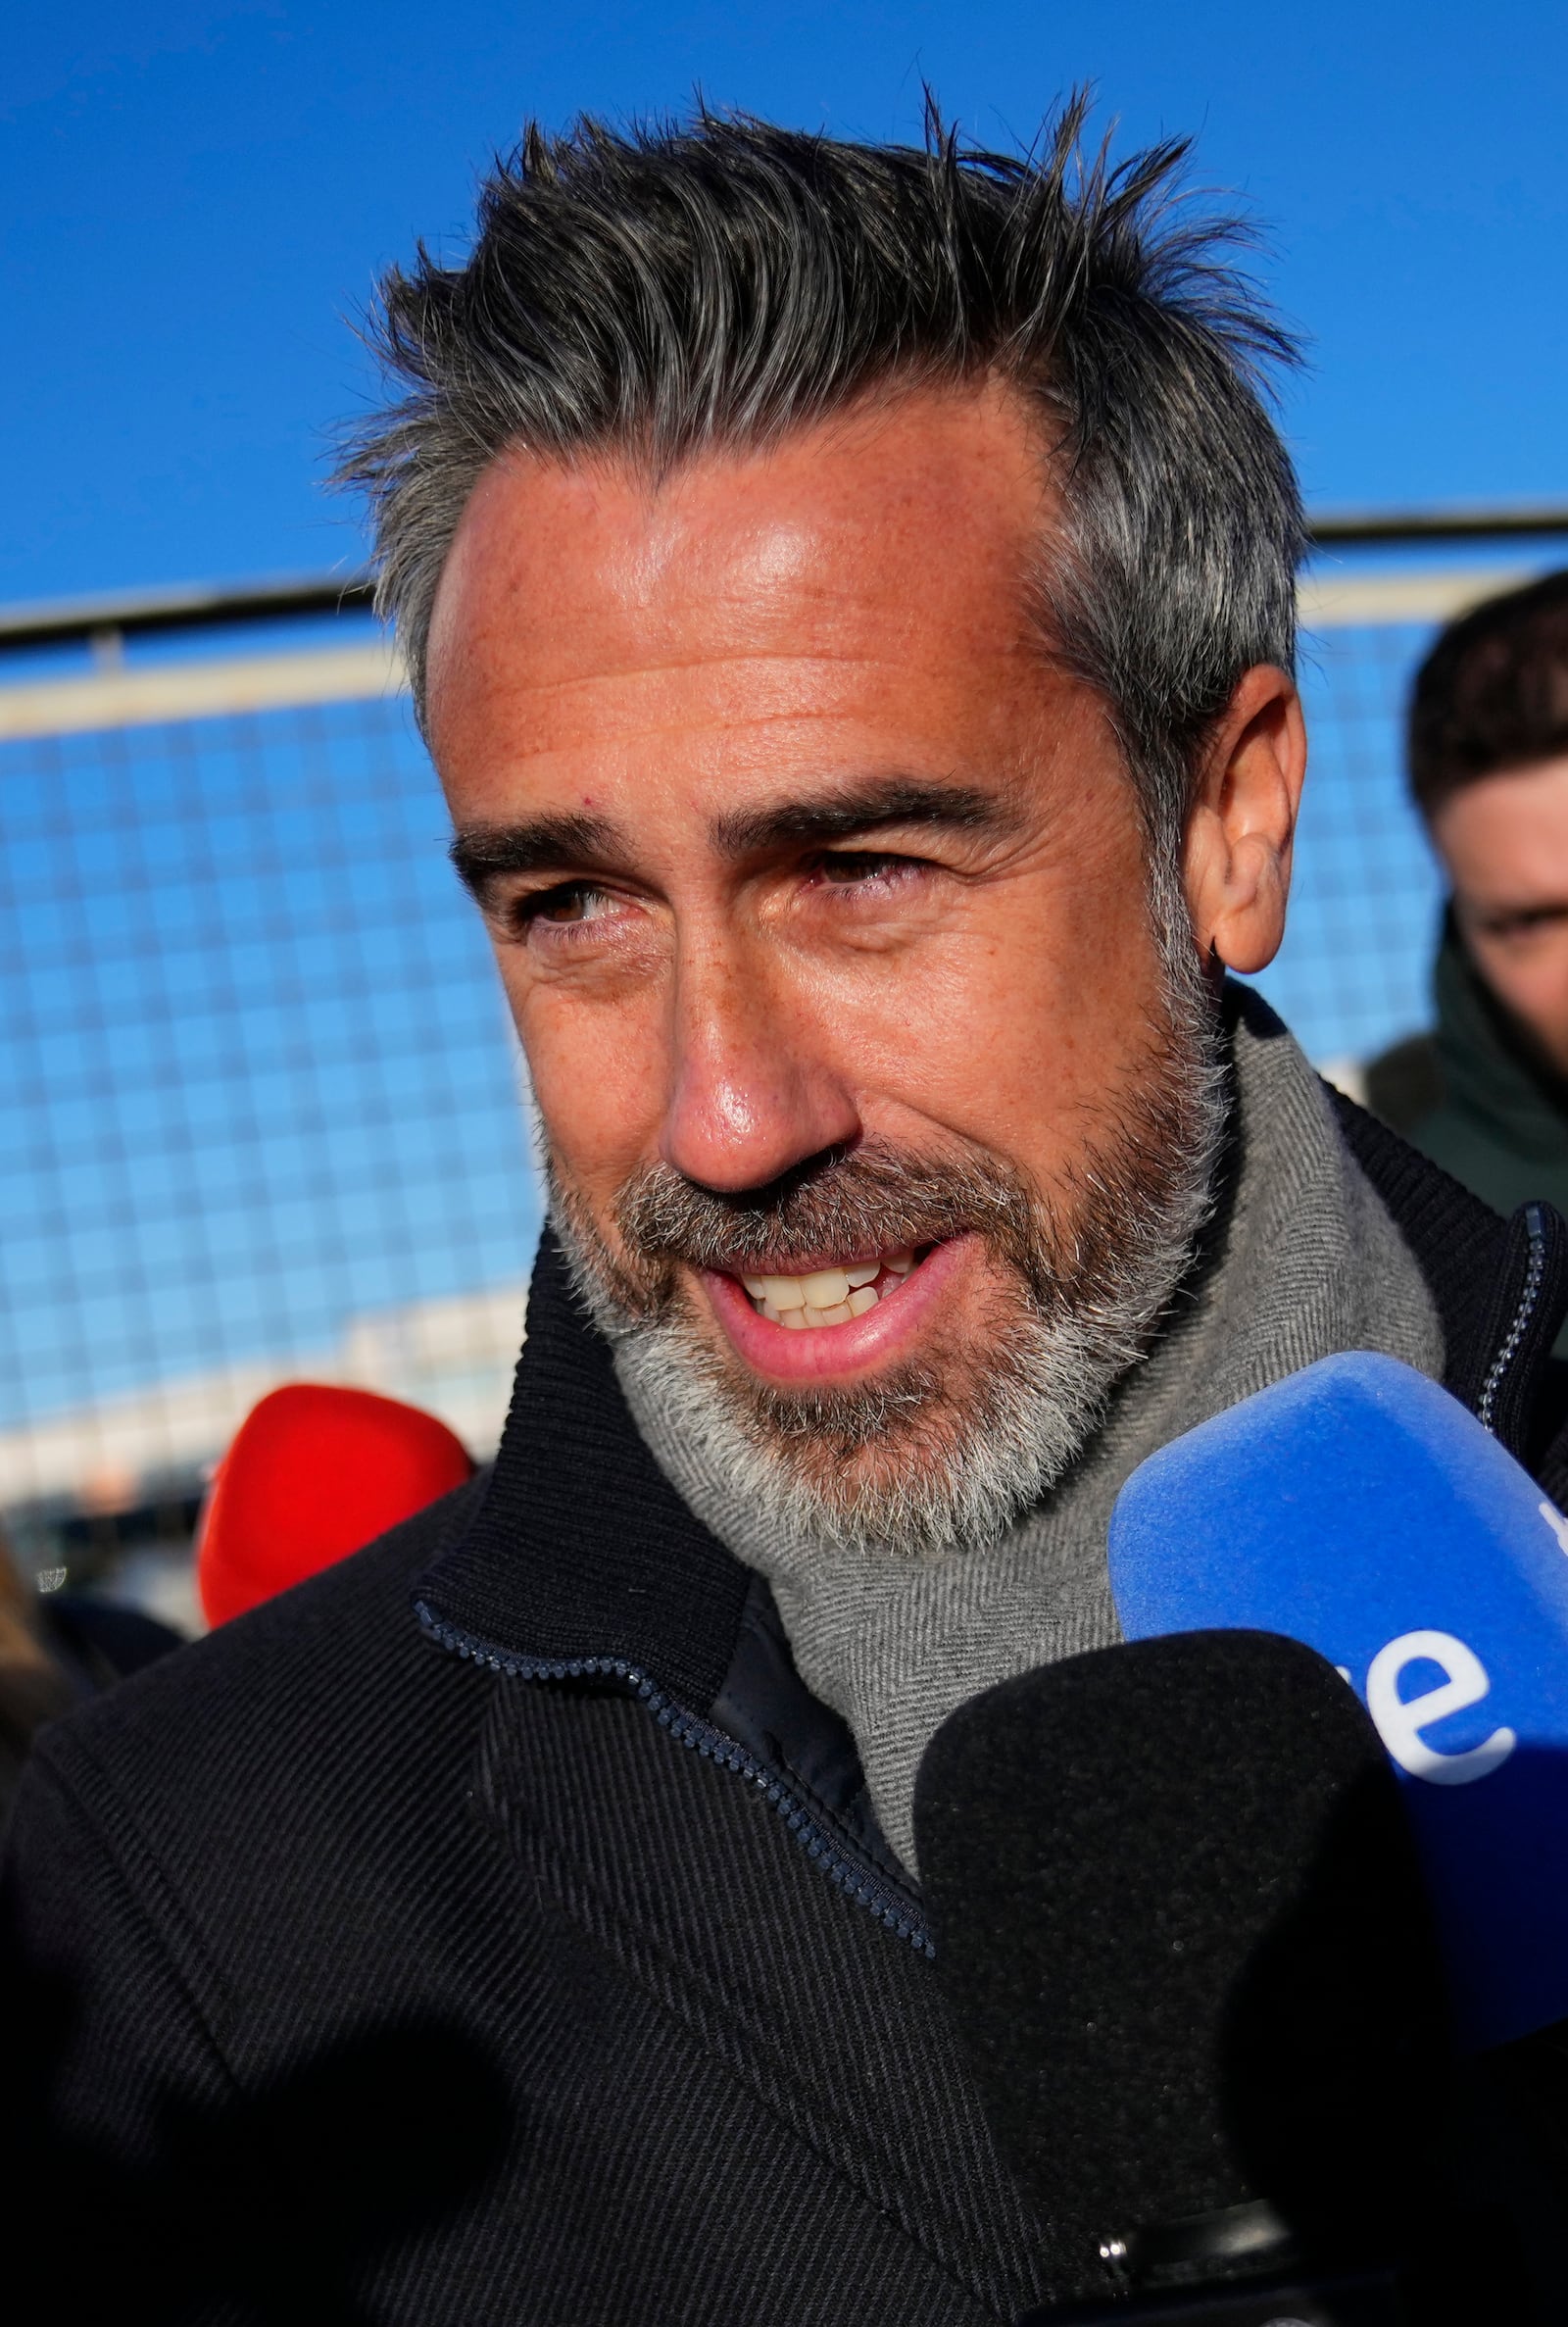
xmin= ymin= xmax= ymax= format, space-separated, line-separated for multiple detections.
xmin=416 ymin=1599 xmax=934 ymax=1956
xmin=1477 ymin=1201 xmax=1547 ymax=1436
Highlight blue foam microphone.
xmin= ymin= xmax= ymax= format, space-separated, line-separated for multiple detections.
xmin=1108 ymin=1352 xmax=1568 ymax=2050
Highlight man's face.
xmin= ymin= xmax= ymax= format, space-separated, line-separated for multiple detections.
xmin=1433 ymin=755 xmax=1568 ymax=1076
xmin=426 ymin=384 xmax=1217 ymax=1550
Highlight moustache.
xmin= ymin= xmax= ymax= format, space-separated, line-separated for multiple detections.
xmin=611 ymin=1141 xmax=1044 ymax=1289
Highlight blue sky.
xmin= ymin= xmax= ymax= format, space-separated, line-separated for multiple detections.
xmin=6 ymin=0 xmax=1568 ymax=607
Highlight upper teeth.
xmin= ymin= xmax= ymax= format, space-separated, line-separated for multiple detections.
xmin=740 ymin=1251 xmax=916 ymax=1328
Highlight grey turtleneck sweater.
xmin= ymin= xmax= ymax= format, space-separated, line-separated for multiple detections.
xmin=616 ymin=990 xmax=1445 ymax=1874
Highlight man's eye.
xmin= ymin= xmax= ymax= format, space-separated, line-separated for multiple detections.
xmin=1479 ymin=908 xmax=1568 ymax=943
xmin=814 ymin=850 xmax=920 ymax=889
xmin=515 ymin=882 xmax=615 ymax=928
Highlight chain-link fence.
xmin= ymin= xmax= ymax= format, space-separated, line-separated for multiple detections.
xmin=0 ymin=619 xmax=538 ymax=1624
xmin=1 ymin=534 xmax=1564 ymax=1624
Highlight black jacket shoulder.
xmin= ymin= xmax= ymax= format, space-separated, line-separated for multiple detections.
xmin=1327 ymin=1083 xmax=1568 ymax=1479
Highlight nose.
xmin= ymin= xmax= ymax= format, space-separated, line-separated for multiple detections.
xmin=660 ymin=931 xmax=860 ymax=1194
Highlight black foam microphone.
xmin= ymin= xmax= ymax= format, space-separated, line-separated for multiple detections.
xmin=913 ymin=1630 xmax=1458 ymax=2324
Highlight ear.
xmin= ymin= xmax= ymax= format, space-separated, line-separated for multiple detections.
xmin=1182 ymin=665 xmax=1307 ymax=977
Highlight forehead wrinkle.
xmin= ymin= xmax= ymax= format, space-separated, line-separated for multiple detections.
xmin=457 ymin=637 xmax=980 ymax=709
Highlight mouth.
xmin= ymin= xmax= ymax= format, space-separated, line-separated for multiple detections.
xmin=738 ymin=1247 xmax=921 ymax=1329
xmin=700 ymin=1236 xmax=970 ymax=1381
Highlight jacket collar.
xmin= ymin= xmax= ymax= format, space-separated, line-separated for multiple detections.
xmin=415 ymin=1227 xmax=753 ymax=1715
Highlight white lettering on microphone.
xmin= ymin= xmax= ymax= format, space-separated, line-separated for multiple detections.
xmin=1364 ymin=1629 xmax=1517 ymax=1787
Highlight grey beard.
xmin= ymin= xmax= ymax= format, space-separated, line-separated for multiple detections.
xmin=549 ymin=940 xmax=1225 ymax=1562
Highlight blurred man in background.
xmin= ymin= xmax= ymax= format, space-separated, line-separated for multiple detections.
xmin=1367 ymin=571 xmax=1568 ymax=1229
xmin=0 ymin=1529 xmax=179 ymax=1819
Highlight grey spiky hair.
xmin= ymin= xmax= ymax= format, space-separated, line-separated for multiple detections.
xmin=338 ymin=95 xmax=1302 ymax=854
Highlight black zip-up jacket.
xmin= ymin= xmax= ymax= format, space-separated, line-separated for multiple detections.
xmin=7 ymin=1096 xmax=1568 ymax=2326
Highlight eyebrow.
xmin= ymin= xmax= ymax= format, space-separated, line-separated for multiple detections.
xmin=449 ymin=814 xmax=619 ymax=899
xmin=710 ymin=774 xmax=1018 ymax=857
xmin=1470 ymin=898 xmax=1568 ymax=926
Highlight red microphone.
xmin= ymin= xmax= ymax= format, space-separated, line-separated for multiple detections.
xmin=197 ymin=1383 xmax=474 ymax=1627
